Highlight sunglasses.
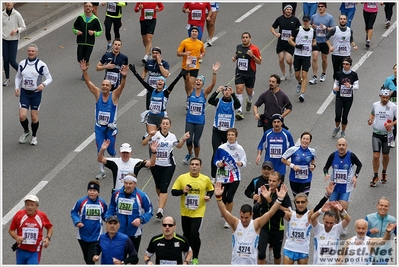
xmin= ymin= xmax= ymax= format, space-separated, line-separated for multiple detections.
xmin=162 ymin=224 xmax=174 ymax=227
xmin=318 ymin=6 xmax=325 ymax=8
xmin=295 ymin=201 xmax=306 ymax=204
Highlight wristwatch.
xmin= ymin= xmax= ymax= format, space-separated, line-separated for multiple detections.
xmin=159 ymin=63 xmax=163 ymax=66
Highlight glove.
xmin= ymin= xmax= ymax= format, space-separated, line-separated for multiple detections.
xmin=129 ymin=64 xmax=137 ymax=75
xmin=295 ymin=44 xmax=303 ymax=49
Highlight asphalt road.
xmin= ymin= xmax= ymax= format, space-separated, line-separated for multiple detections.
xmin=2 ymin=2 xmax=397 ymax=265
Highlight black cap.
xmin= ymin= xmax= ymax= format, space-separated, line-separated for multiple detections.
xmin=107 ymin=216 xmax=119 ymax=223
xmin=191 ymin=26 xmax=199 ymax=32
xmin=271 ymin=113 xmax=284 ymax=123
xmin=302 ymin=15 xmax=311 ymax=21
xmin=262 ymin=161 xmax=274 ymax=169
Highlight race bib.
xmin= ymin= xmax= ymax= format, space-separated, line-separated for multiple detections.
xmin=191 ymin=10 xmax=202 ymax=20
xmin=367 ymin=2 xmax=377 ymax=8
xmin=216 ymin=167 xmax=229 ymax=182
xmin=237 ymin=245 xmax=252 ymax=257
xmin=345 ymin=2 xmax=355 ymax=9
xmin=302 ymin=45 xmax=311 ymax=56
xmin=217 ymin=118 xmax=230 ymax=131
xmin=269 ymin=144 xmax=283 ymax=158
xmin=23 ymin=77 xmax=35 ymax=89
xmin=156 ymin=147 xmax=168 ymax=162
xmin=189 ymin=102 xmax=203 ymax=116
xmin=144 ymin=9 xmax=154 ymax=20
xmin=281 ymin=29 xmax=291 ymax=41
xmin=148 ymin=76 xmax=158 ymax=88
xmin=189 ymin=57 xmax=198 ymax=69
xmin=185 ymin=194 xmax=199 ymax=210
xmin=22 ymin=227 xmax=39 ymax=245
xmin=98 ymin=111 xmax=111 ymax=125
xmin=85 ymin=204 xmax=101 ymax=220
xmin=290 ymin=230 xmax=306 ymax=243
xmin=107 ymin=2 xmax=116 ymax=12
xmin=316 ymin=26 xmax=326 ymax=37
xmin=106 ymin=72 xmax=118 ymax=86
xmin=160 ymin=260 xmax=177 ymax=265
xmin=149 ymin=101 xmax=162 ymax=114
xmin=237 ymin=58 xmax=249 ymax=71
xmin=295 ymin=165 xmax=309 ymax=179
xmin=334 ymin=169 xmax=347 ymax=184
xmin=338 ymin=45 xmax=348 ymax=54
xmin=118 ymin=198 xmax=134 ymax=215
xmin=340 ymin=85 xmax=352 ymax=97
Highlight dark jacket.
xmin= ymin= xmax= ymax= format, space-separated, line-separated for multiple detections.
xmin=73 ymin=14 xmax=103 ymax=46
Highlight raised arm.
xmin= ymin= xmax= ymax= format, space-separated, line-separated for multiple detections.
xmin=80 ymin=59 xmax=100 ymax=100
xmin=204 ymin=62 xmax=220 ymax=98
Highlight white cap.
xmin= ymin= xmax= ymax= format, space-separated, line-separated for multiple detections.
xmin=379 ymin=89 xmax=390 ymax=96
xmin=24 ymin=195 xmax=39 ymax=204
xmin=124 ymin=174 xmax=137 ymax=183
xmin=120 ymin=143 xmax=132 ymax=153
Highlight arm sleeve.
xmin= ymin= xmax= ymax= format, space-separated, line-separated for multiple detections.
xmin=166 ymin=73 xmax=183 ymax=93
xmin=157 ymin=3 xmax=164 ymax=12
xmin=323 ymin=153 xmax=335 ymax=174
xmin=71 ymin=201 xmax=82 ymax=226
xmin=244 ymin=179 xmax=256 ymax=199
xmin=73 ymin=17 xmax=80 ymax=34
xmin=124 ymin=238 xmax=139 ymax=264
xmin=94 ymin=241 xmax=102 ymax=256
xmin=350 ymin=153 xmax=363 ymax=175
xmin=94 ymin=18 xmax=103 ymax=37
xmin=208 ymin=91 xmax=219 ymax=106
xmin=171 ymin=189 xmax=184 ymax=196
xmin=104 ymin=160 xmax=119 ymax=186
xmin=133 ymin=71 xmax=154 ymax=91
xmin=42 ymin=64 xmax=53 ymax=86
xmin=139 ymin=193 xmax=153 ymax=224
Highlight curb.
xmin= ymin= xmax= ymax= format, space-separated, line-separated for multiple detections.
xmin=20 ymin=3 xmax=82 ymax=40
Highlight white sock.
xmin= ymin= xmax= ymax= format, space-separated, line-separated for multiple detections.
xmin=99 ymin=162 xmax=104 ymax=172
xmin=157 ymin=208 xmax=163 ymax=213
xmin=236 ymin=93 xmax=243 ymax=112
xmin=248 ymin=91 xmax=254 ymax=102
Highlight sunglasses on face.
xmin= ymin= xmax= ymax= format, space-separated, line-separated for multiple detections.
xmin=162 ymin=224 xmax=174 ymax=227
xmin=295 ymin=201 xmax=306 ymax=204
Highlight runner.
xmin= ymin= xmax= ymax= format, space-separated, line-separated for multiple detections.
xmin=171 ymin=157 xmax=214 ymax=265
xmin=14 ymin=44 xmax=53 ymax=146
xmin=362 ymin=2 xmax=378 ymax=48
xmin=382 ymin=63 xmax=397 ymax=147
xmin=339 ymin=2 xmax=357 ymax=28
xmin=205 ymin=2 xmax=219 ymax=46
xmin=182 ymin=2 xmax=212 ymax=41
xmin=101 ymin=2 xmax=127 ymax=52
xmin=232 ymin=32 xmax=262 ymax=120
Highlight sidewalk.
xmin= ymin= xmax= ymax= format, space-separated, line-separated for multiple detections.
xmin=11 ymin=2 xmax=82 ymax=40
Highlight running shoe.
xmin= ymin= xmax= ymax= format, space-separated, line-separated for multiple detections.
xmin=106 ymin=44 xmax=112 ymax=53
xmin=235 ymin=111 xmax=244 ymax=120
xmin=19 ymin=131 xmax=31 ymax=144
xmin=332 ymin=127 xmax=340 ymax=138
xmin=296 ymin=83 xmax=301 ymax=94
xmin=156 ymin=211 xmax=163 ymax=219
xmin=192 ymin=258 xmax=199 ymax=265
xmin=280 ymin=75 xmax=287 ymax=81
xmin=289 ymin=66 xmax=294 ymax=78
xmin=389 ymin=140 xmax=395 ymax=147
xmin=320 ymin=73 xmax=326 ymax=82
xmin=30 ymin=136 xmax=38 ymax=146
xmin=223 ymin=221 xmax=230 ymax=229
xmin=245 ymin=97 xmax=252 ymax=112
xmin=268 ymin=247 xmax=274 ymax=262
xmin=3 ymin=79 xmax=11 ymax=87
xmin=309 ymin=76 xmax=317 ymax=84
xmin=206 ymin=38 xmax=213 ymax=46
xmin=298 ymin=94 xmax=305 ymax=102
xmin=142 ymin=54 xmax=148 ymax=65
xmin=96 ymin=171 xmax=106 ymax=180
xmin=366 ymin=40 xmax=370 ymax=48
xmin=341 ymin=131 xmax=346 ymax=139
xmin=385 ymin=20 xmax=391 ymax=28
xmin=381 ymin=173 xmax=387 ymax=184
xmin=182 ymin=153 xmax=194 ymax=165
xmin=369 ymin=176 xmax=379 ymax=187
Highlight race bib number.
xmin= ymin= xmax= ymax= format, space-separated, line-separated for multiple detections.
xmin=295 ymin=165 xmax=309 ymax=179
xmin=367 ymin=2 xmax=377 ymax=8
xmin=334 ymin=169 xmax=347 ymax=184
xmin=340 ymin=85 xmax=352 ymax=97
xmin=269 ymin=144 xmax=283 ymax=158
xmin=144 ymin=9 xmax=154 ymax=20
xmin=338 ymin=45 xmax=348 ymax=54
xmin=22 ymin=227 xmax=39 ymax=245
xmin=345 ymin=2 xmax=355 ymax=9
xmin=302 ymin=45 xmax=311 ymax=56
xmin=216 ymin=167 xmax=228 ymax=182
xmin=160 ymin=260 xmax=177 ymax=265
xmin=237 ymin=58 xmax=249 ymax=71
xmin=189 ymin=102 xmax=203 ymax=116
xmin=148 ymin=76 xmax=158 ymax=88
xmin=106 ymin=72 xmax=118 ymax=86
xmin=107 ymin=2 xmax=116 ymax=12
xmin=290 ymin=230 xmax=305 ymax=242
xmin=185 ymin=194 xmax=199 ymax=210
xmin=189 ymin=57 xmax=198 ymax=69
xmin=118 ymin=198 xmax=134 ymax=215
xmin=23 ymin=77 xmax=35 ymax=89
xmin=156 ymin=147 xmax=168 ymax=162
xmin=237 ymin=245 xmax=251 ymax=257
xmin=85 ymin=204 xmax=101 ymax=220
xmin=217 ymin=118 xmax=230 ymax=131
xmin=191 ymin=10 xmax=202 ymax=20
xmin=149 ymin=101 xmax=162 ymax=114
xmin=98 ymin=111 xmax=111 ymax=126
xmin=316 ymin=26 xmax=326 ymax=37
xmin=281 ymin=29 xmax=291 ymax=41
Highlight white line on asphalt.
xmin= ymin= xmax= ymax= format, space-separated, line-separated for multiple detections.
xmin=235 ymin=5 xmax=263 ymax=23
xmin=382 ymin=21 xmax=397 ymax=37
xmin=18 ymin=9 xmax=82 ymax=50
xmin=2 ymin=181 xmax=48 ymax=226
xmin=316 ymin=51 xmax=373 ymax=115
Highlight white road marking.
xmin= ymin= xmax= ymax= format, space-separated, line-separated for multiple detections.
xmin=235 ymin=5 xmax=263 ymax=23
xmin=316 ymin=51 xmax=373 ymax=115
xmin=382 ymin=21 xmax=397 ymax=37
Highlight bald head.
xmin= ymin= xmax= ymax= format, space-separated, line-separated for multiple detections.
xmin=355 ymin=219 xmax=368 ymax=228
xmin=336 ymin=138 xmax=348 ymax=156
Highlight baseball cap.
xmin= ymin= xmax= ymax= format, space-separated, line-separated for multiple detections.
xmin=302 ymin=15 xmax=311 ymax=21
xmin=120 ymin=143 xmax=132 ymax=153
xmin=107 ymin=215 xmax=120 ymax=223
xmin=191 ymin=26 xmax=199 ymax=32
xmin=271 ymin=113 xmax=284 ymax=123
xmin=380 ymin=89 xmax=391 ymax=96
xmin=262 ymin=161 xmax=274 ymax=169
xmin=24 ymin=195 xmax=39 ymax=204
